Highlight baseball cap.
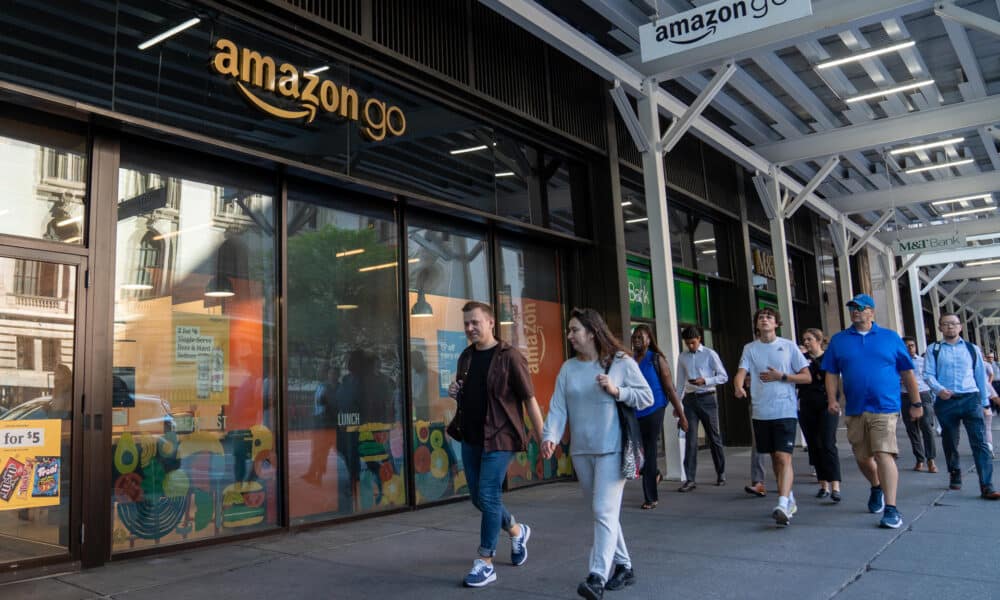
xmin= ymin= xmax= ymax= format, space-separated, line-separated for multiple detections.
xmin=846 ymin=293 xmax=875 ymax=310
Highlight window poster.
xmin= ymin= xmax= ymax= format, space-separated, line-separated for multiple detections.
xmin=0 ymin=419 xmax=63 ymax=510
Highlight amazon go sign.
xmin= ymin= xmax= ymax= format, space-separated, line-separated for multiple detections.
xmin=210 ymin=39 xmax=406 ymax=141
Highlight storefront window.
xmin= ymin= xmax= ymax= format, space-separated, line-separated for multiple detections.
xmin=693 ymin=219 xmax=719 ymax=276
xmin=111 ymin=155 xmax=279 ymax=553
xmin=0 ymin=256 xmax=76 ymax=561
xmin=498 ymin=240 xmax=570 ymax=486
xmin=286 ymin=187 xmax=405 ymax=522
xmin=0 ymin=115 xmax=86 ymax=245
xmin=408 ymin=221 xmax=491 ymax=504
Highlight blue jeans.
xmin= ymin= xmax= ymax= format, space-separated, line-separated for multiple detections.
xmin=461 ymin=443 xmax=514 ymax=557
xmin=935 ymin=392 xmax=993 ymax=489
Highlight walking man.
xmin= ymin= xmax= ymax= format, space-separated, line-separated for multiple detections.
xmin=733 ymin=308 xmax=811 ymax=525
xmin=923 ymin=313 xmax=1000 ymax=499
xmin=901 ymin=336 xmax=937 ymax=473
xmin=448 ymin=301 xmax=547 ymax=586
xmin=676 ymin=326 xmax=729 ymax=491
xmin=822 ymin=294 xmax=923 ymax=528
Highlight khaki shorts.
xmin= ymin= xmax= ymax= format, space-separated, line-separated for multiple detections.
xmin=845 ymin=412 xmax=898 ymax=460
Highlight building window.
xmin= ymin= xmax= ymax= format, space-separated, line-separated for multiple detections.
xmin=16 ymin=336 xmax=35 ymax=371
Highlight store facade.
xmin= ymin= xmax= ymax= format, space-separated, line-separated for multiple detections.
xmin=0 ymin=0 xmax=624 ymax=576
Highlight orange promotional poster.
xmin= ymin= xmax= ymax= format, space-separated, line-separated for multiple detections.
xmin=0 ymin=419 xmax=62 ymax=510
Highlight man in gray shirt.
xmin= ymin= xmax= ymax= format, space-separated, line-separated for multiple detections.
xmin=675 ymin=326 xmax=729 ymax=491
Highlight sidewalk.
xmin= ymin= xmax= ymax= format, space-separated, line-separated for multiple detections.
xmin=7 ymin=422 xmax=999 ymax=600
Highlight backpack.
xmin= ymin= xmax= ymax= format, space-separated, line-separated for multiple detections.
xmin=930 ymin=340 xmax=978 ymax=376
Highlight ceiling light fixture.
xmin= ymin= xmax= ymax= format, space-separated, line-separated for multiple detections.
xmin=138 ymin=17 xmax=201 ymax=50
xmin=981 ymin=276 xmax=1000 ymax=281
xmin=701 ymin=249 xmax=717 ymax=255
xmin=153 ymin=222 xmax=211 ymax=240
xmin=56 ymin=215 xmax=84 ymax=227
xmin=965 ymin=258 xmax=1000 ymax=267
xmin=495 ymin=171 xmax=515 ymax=178
xmin=450 ymin=145 xmax=489 ymax=155
xmin=905 ymin=158 xmax=975 ymax=174
xmin=940 ymin=206 xmax=995 ymax=218
xmin=621 ymin=201 xmax=633 ymax=207
xmin=358 ymin=258 xmax=418 ymax=272
xmin=890 ymin=136 xmax=965 ymax=155
xmin=63 ymin=236 xmax=83 ymax=244
xmin=931 ymin=194 xmax=992 ymax=206
xmin=845 ymin=79 xmax=934 ymax=104
xmin=625 ymin=217 xmax=648 ymax=224
xmin=120 ymin=283 xmax=154 ymax=291
xmin=694 ymin=238 xmax=715 ymax=244
xmin=816 ymin=40 xmax=916 ymax=70
xmin=336 ymin=304 xmax=358 ymax=310
xmin=821 ymin=279 xmax=834 ymax=284
xmin=335 ymin=248 xmax=365 ymax=258
xmin=305 ymin=66 xmax=329 ymax=75
xmin=966 ymin=232 xmax=1000 ymax=242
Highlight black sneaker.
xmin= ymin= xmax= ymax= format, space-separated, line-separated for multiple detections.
xmin=678 ymin=481 xmax=696 ymax=492
xmin=949 ymin=470 xmax=962 ymax=490
xmin=604 ymin=564 xmax=635 ymax=591
xmin=577 ymin=573 xmax=604 ymax=600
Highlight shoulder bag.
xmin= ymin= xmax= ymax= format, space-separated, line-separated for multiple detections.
xmin=608 ymin=354 xmax=644 ymax=480
xmin=446 ymin=351 xmax=472 ymax=442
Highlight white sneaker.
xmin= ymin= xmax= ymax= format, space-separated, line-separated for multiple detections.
xmin=772 ymin=504 xmax=791 ymax=525
xmin=788 ymin=496 xmax=798 ymax=517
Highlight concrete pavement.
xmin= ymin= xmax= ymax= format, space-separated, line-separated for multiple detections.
xmin=5 ymin=421 xmax=999 ymax=599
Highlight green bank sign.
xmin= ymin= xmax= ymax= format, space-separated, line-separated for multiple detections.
xmin=893 ymin=233 xmax=965 ymax=256
xmin=627 ymin=267 xmax=654 ymax=320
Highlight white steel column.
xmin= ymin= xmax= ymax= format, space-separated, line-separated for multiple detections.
xmin=878 ymin=250 xmax=903 ymax=333
xmin=638 ymin=77 xmax=683 ymax=481
xmin=907 ymin=267 xmax=927 ymax=354
xmin=769 ymin=213 xmax=797 ymax=341
xmin=828 ymin=219 xmax=854 ymax=327
xmin=930 ymin=288 xmax=942 ymax=339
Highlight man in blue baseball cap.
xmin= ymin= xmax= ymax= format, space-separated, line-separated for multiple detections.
xmin=822 ymin=294 xmax=923 ymax=529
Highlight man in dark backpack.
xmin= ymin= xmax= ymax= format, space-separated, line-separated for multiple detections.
xmin=923 ymin=313 xmax=1000 ymax=500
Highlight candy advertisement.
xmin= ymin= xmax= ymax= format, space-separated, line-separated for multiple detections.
xmin=0 ymin=420 xmax=62 ymax=509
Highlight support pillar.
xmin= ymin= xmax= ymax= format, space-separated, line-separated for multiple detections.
xmin=907 ymin=267 xmax=927 ymax=354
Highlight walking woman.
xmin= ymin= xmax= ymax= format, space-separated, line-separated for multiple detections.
xmin=797 ymin=328 xmax=842 ymax=502
xmin=630 ymin=324 xmax=689 ymax=510
xmin=542 ymin=308 xmax=653 ymax=600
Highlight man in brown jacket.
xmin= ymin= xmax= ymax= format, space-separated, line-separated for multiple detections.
xmin=448 ymin=301 xmax=544 ymax=588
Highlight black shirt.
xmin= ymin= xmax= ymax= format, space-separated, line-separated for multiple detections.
xmin=797 ymin=353 xmax=828 ymax=404
xmin=460 ymin=345 xmax=498 ymax=447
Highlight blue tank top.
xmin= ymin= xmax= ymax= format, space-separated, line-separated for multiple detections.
xmin=637 ymin=350 xmax=668 ymax=418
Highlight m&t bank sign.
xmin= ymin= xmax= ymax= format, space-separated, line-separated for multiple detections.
xmin=893 ymin=234 xmax=966 ymax=256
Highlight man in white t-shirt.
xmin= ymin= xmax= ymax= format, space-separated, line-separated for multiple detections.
xmin=734 ymin=308 xmax=810 ymax=526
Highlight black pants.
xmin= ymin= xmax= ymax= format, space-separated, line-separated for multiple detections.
xmin=797 ymin=396 xmax=841 ymax=482
xmin=638 ymin=406 xmax=665 ymax=503
xmin=901 ymin=391 xmax=936 ymax=463
xmin=682 ymin=392 xmax=725 ymax=481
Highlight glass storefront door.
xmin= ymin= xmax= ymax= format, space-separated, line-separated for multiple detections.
xmin=0 ymin=249 xmax=84 ymax=564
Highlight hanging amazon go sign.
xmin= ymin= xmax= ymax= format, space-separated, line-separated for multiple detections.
xmin=210 ymin=39 xmax=406 ymax=141
xmin=639 ymin=0 xmax=812 ymax=63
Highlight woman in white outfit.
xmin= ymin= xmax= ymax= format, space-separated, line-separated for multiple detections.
xmin=541 ymin=308 xmax=653 ymax=600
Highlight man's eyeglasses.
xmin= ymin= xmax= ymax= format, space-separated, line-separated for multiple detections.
xmin=940 ymin=322 xmax=961 ymax=327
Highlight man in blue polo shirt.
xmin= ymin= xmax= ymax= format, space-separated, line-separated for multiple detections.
xmin=923 ymin=313 xmax=1000 ymax=500
xmin=822 ymin=294 xmax=923 ymax=529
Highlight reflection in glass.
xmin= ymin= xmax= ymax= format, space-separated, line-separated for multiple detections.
xmin=0 ymin=117 xmax=86 ymax=245
xmin=498 ymin=242 xmax=571 ymax=487
xmin=111 ymin=163 xmax=278 ymax=552
xmin=693 ymin=220 xmax=719 ymax=276
xmin=0 ymin=257 xmax=75 ymax=561
xmin=408 ymin=224 xmax=491 ymax=504
xmin=286 ymin=193 xmax=405 ymax=523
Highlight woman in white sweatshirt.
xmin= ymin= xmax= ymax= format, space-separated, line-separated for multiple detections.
xmin=541 ymin=308 xmax=653 ymax=600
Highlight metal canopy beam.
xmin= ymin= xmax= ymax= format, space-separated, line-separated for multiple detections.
xmin=478 ymin=0 xmax=893 ymax=256
xmin=935 ymin=0 xmax=1000 ymax=39
xmin=936 ymin=264 xmax=1000 ymax=281
xmin=660 ymin=61 xmax=736 ymax=154
xmin=878 ymin=216 xmax=1000 ymax=244
xmin=913 ymin=244 xmax=1000 ymax=267
xmin=785 ymin=156 xmax=840 ymax=218
xmin=626 ymin=0 xmax=932 ymax=79
xmin=921 ymin=264 xmax=955 ymax=294
xmin=754 ymin=95 xmax=1000 ymax=164
xmin=833 ymin=171 xmax=1000 ymax=214
xmin=849 ymin=212 xmax=894 ymax=255
xmin=940 ymin=279 xmax=969 ymax=303
xmin=894 ymin=253 xmax=924 ymax=280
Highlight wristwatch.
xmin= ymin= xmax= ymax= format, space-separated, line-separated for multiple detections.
xmin=780 ymin=373 xmax=788 ymax=382
xmin=911 ymin=402 xmax=923 ymax=408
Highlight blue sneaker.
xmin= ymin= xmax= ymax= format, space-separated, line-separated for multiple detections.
xmin=879 ymin=506 xmax=903 ymax=529
xmin=463 ymin=559 xmax=496 ymax=587
xmin=511 ymin=523 xmax=531 ymax=566
xmin=867 ymin=487 xmax=885 ymax=514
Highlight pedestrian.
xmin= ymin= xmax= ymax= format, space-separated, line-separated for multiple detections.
xmin=923 ymin=313 xmax=1000 ymax=499
xmin=448 ymin=301 xmax=547 ymax=587
xmin=630 ymin=324 xmax=689 ymax=510
xmin=900 ymin=336 xmax=937 ymax=473
xmin=675 ymin=326 xmax=729 ymax=492
xmin=797 ymin=328 xmax=842 ymax=502
xmin=822 ymin=294 xmax=923 ymax=529
xmin=541 ymin=308 xmax=653 ymax=600
xmin=732 ymin=308 xmax=811 ymax=526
